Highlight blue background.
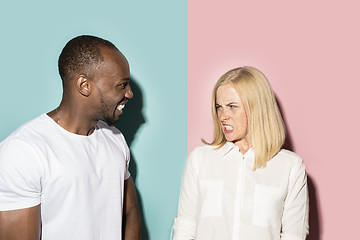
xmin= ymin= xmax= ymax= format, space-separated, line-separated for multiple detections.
xmin=0 ymin=1 xmax=187 ymax=239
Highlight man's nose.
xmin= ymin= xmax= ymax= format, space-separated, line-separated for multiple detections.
xmin=125 ymin=85 xmax=133 ymax=99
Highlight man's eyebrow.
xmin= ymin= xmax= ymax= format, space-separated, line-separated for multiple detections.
xmin=118 ymin=78 xmax=130 ymax=83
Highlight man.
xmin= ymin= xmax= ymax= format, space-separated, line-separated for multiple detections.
xmin=0 ymin=35 xmax=141 ymax=239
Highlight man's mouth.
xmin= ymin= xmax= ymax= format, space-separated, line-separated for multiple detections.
xmin=117 ymin=103 xmax=125 ymax=111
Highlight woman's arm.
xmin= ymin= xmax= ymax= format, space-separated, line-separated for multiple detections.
xmin=281 ymin=159 xmax=309 ymax=240
xmin=172 ymin=150 xmax=199 ymax=240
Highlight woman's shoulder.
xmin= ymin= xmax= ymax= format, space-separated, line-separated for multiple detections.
xmin=277 ymin=149 xmax=302 ymax=159
xmin=188 ymin=145 xmax=216 ymax=160
xmin=190 ymin=143 xmax=232 ymax=156
xmin=191 ymin=144 xmax=217 ymax=153
xmin=188 ymin=143 xmax=235 ymax=163
xmin=271 ymin=149 xmax=305 ymax=169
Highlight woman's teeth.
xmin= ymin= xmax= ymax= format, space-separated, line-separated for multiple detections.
xmin=224 ymin=125 xmax=234 ymax=130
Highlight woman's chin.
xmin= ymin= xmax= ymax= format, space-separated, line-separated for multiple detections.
xmin=224 ymin=136 xmax=235 ymax=142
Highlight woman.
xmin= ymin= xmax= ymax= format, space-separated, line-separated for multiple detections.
xmin=172 ymin=66 xmax=309 ymax=240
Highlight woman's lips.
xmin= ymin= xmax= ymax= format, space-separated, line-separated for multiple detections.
xmin=223 ymin=125 xmax=234 ymax=133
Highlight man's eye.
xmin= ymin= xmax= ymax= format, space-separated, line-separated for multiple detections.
xmin=119 ymin=83 xmax=128 ymax=89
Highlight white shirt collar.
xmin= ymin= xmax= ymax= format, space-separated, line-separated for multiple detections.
xmin=220 ymin=141 xmax=254 ymax=158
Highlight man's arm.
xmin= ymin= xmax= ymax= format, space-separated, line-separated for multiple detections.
xmin=0 ymin=205 xmax=41 ymax=240
xmin=123 ymin=177 xmax=141 ymax=240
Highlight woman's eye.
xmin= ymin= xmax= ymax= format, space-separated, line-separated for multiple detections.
xmin=230 ymin=105 xmax=236 ymax=108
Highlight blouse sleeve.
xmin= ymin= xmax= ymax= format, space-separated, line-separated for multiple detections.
xmin=280 ymin=157 xmax=309 ymax=240
xmin=172 ymin=149 xmax=199 ymax=240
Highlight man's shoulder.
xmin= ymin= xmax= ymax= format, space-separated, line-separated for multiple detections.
xmin=1 ymin=114 xmax=48 ymax=145
xmin=0 ymin=114 xmax=49 ymax=161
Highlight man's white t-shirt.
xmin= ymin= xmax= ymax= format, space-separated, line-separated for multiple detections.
xmin=0 ymin=114 xmax=130 ymax=239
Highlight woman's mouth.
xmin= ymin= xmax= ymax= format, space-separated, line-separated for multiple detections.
xmin=224 ymin=125 xmax=233 ymax=130
xmin=223 ymin=124 xmax=234 ymax=133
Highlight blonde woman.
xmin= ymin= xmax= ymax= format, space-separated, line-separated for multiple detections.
xmin=172 ymin=66 xmax=309 ymax=240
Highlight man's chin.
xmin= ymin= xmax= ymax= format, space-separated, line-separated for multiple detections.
xmin=103 ymin=116 xmax=119 ymax=126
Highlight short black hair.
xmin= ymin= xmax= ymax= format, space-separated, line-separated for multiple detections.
xmin=58 ymin=35 xmax=117 ymax=84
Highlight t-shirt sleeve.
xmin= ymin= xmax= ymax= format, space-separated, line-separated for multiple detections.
xmin=118 ymin=133 xmax=131 ymax=180
xmin=124 ymin=146 xmax=131 ymax=180
xmin=0 ymin=139 xmax=42 ymax=211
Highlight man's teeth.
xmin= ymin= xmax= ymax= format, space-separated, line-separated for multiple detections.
xmin=117 ymin=104 xmax=125 ymax=111
xmin=224 ymin=125 xmax=234 ymax=130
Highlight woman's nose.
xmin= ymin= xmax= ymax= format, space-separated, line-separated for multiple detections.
xmin=219 ymin=110 xmax=230 ymax=122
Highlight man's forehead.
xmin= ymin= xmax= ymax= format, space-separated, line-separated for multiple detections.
xmin=99 ymin=56 xmax=129 ymax=75
xmin=100 ymin=68 xmax=130 ymax=79
xmin=101 ymin=47 xmax=126 ymax=61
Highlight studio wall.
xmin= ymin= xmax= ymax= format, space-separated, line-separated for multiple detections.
xmin=188 ymin=1 xmax=360 ymax=239
xmin=1 ymin=0 xmax=359 ymax=239
xmin=0 ymin=1 xmax=186 ymax=239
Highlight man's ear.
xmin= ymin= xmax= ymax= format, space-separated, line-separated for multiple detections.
xmin=77 ymin=75 xmax=91 ymax=97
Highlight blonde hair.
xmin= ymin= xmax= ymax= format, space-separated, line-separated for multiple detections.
xmin=203 ymin=66 xmax=285 ymax=169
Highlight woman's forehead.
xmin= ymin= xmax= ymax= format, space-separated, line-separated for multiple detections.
xmin=216 ymin=84 xmax=241 ymax=102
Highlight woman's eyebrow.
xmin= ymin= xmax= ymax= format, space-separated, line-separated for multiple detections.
xmin=226 ymin=102 xmax=238 ymax=105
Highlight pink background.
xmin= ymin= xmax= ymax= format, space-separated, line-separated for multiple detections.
xmin=188 ymin=1 xmax=360 ymax=239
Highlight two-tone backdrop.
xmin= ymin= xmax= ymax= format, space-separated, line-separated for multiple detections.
xmin=0 ymin=1 xmax=186 ymax=239
xmin=1 ymin=0 xmax=359 ymax=239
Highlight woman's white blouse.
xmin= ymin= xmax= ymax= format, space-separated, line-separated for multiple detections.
xmin=173 ymin=142 xmax=309 ymax=240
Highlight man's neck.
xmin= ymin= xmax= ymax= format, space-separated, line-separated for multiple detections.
xmin=47 ymin=105 xmax=98 ymax=136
